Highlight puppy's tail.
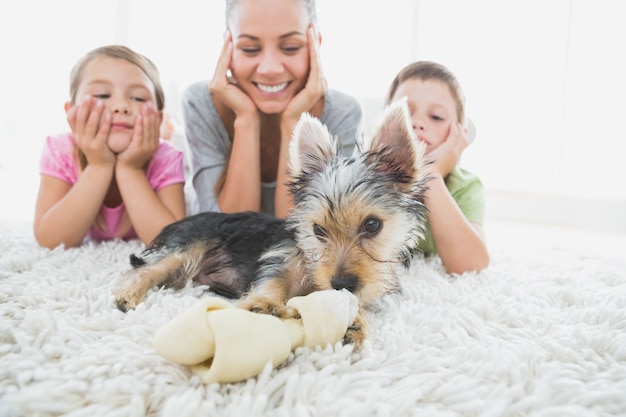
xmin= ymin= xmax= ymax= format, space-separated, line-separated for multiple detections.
xmin=129 ymin=254 xmax=146 ymax=268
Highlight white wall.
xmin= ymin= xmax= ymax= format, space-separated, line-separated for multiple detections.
xmin=1 ymin=0 xmax=624 ymax=231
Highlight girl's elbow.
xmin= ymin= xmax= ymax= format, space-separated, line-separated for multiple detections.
xmin=33 ymin=225 xmax=82 ymax=249
xmin=33 ymin=227 xmax=55 ymax=249
xmin=34 ymin=234 xmax=79 ymax=250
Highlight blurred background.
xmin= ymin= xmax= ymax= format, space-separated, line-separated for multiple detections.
xmin=1 ymin=0 xmax=624 ymax=232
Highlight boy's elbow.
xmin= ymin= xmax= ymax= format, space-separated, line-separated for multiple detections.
xmin=468 ymin=251 xmax=490 ymax=274
xmin=474 ymin=253 xmax=490 ymax=273
xmin=445 ymin=252 xmax=490 ymax=275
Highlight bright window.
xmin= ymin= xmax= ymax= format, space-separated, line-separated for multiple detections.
xmin=1 ymin=0 xmax=624 ymax=226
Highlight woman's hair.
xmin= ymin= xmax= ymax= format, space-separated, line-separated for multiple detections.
xmin=68 ymin=45 xmax=164 ymax=235
xmin=225 ymin=0 xmax=318 ymax=27
xmin=385 ymin=61 xmax=465 ymax=124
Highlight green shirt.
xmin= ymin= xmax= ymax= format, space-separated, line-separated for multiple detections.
xmin=418 ymin=166 xmax=485 ymax=255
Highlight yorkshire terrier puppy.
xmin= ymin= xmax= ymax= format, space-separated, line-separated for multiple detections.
xmin=113 ymin=99 xmax=429 ymax=347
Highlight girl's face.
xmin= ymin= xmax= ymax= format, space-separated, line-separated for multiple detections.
xmin=70 ymin=56 xmax=157 ymax=153
xmin=391 ymin=78 xmax=458 ymax=154
xmin=228 ymin=0 xmax=310 ymax=114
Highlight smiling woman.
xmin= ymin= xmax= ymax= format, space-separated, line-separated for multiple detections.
xmin=180 ymin=0 xmax=363 ymax=219
xmin=1 ymin=0 xmax=625 ymax=232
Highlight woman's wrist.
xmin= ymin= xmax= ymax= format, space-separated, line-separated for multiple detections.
xmin=233 ymin=112 xmax=260 ymax=130
xmin=280 ymin=116 xmax=300 ymax=144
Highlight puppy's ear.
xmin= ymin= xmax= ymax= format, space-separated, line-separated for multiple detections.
xmin=364 ymin=98 xmax=426 ymax=186
xmin=289 ymin=113 xmax=338 ymax=176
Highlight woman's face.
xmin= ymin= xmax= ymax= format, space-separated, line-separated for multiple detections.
xmin=391 ymin=78 xmax=458 ymax=154
xmin=71 ymin=56 xmax=157 ymax=154
xmin=228 ymin=0 xmax=311 ymax=114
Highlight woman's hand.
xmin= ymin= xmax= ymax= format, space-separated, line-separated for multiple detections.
xmin=427 ymin=122 xmax=469 ymax=178
xmin=282 ymin=26 xmax=327 ymax=123
xmin=274 ymin=26 xmax=326 ymax=218
xmin=67 ymin=95 xmax=115 ymax=167
xmin=209 ymin=31 xmax=257 ymax=119
xmin=117 ymin=101 xmax=161 ymax=170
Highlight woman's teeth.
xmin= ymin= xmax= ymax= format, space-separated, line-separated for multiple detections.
xmin=257 ymin=82 xmax=288 ymax=93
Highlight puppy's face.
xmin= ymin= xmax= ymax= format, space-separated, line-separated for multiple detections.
xmin=287 ymin=100 xmax=429 ymax=306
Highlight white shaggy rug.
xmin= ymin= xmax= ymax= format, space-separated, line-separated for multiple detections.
xmin=1 ymin=219 xmax=625 ymax=417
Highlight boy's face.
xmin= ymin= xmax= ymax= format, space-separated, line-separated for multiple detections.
xmin=70 ymin=56 xmax=157 ymax=154
xmin=391 ymin=78 xmax=457 ymax=154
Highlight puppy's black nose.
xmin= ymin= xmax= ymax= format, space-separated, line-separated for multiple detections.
xmin=332 ymin=275 xmax=358 ymax=292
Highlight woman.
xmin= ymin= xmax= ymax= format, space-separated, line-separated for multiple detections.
xmin=182 ymin=0 xmax=363 ymax=217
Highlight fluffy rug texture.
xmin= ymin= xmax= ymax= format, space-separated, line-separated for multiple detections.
xmin=1 ymin=219 xmax=625 ymax=417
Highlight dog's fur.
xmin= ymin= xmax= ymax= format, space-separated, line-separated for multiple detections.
xmin=113 ymin=99 xmax=429 ymax=347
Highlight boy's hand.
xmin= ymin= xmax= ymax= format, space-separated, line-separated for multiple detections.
xmin=67 ymin=95 xmax=115 ymax=167
xmin=427 ymin=122 xmax=469 ymax=177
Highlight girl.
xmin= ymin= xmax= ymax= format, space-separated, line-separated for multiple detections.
xmin=386 ymin=61 xmax=490 ymax=274
xmin=182 ymin=0 xmax=363 ymax=218
xmin=34 ymin=45 xmax=186 ymax=249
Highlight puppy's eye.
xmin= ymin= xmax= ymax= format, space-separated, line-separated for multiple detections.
xmin=362 ymin=217 xmax=381 ymax=236
xmin=313 ymin=224 xmax=327 ymax=239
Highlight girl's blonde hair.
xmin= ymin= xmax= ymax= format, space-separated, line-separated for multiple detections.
xmin=69 ymin=45 xmax=165 ymax=110
xmin=69 ymin=45 xmax=165 ymax=235
xmin=385 ymin=61 xmax=466 ymax=125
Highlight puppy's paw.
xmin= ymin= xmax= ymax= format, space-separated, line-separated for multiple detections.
xmin=343 ymin=313 xmax=367 ymax=350
xmin=112 ymin=286 xmax=143 ymax=313
xmin=237 ymin=296 xmax=299 ymax=319
xmin=343 ymin=324 xmax=365 ymax=349
xmin=272 ymin=304 xmax=300 ymax=319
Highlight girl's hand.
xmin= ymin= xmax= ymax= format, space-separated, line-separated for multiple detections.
xmin=67 ymin=95 xmax=115 ymax=167
xmin=117 ymin=101 xmax=161 ymax=169
xmin=427 ymin=122 xmax=469 ymax=177
xmin=282 ymin=26 xmax=327 ymax=122
xmin=209 ymin=31 xmax=257 ymax=118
